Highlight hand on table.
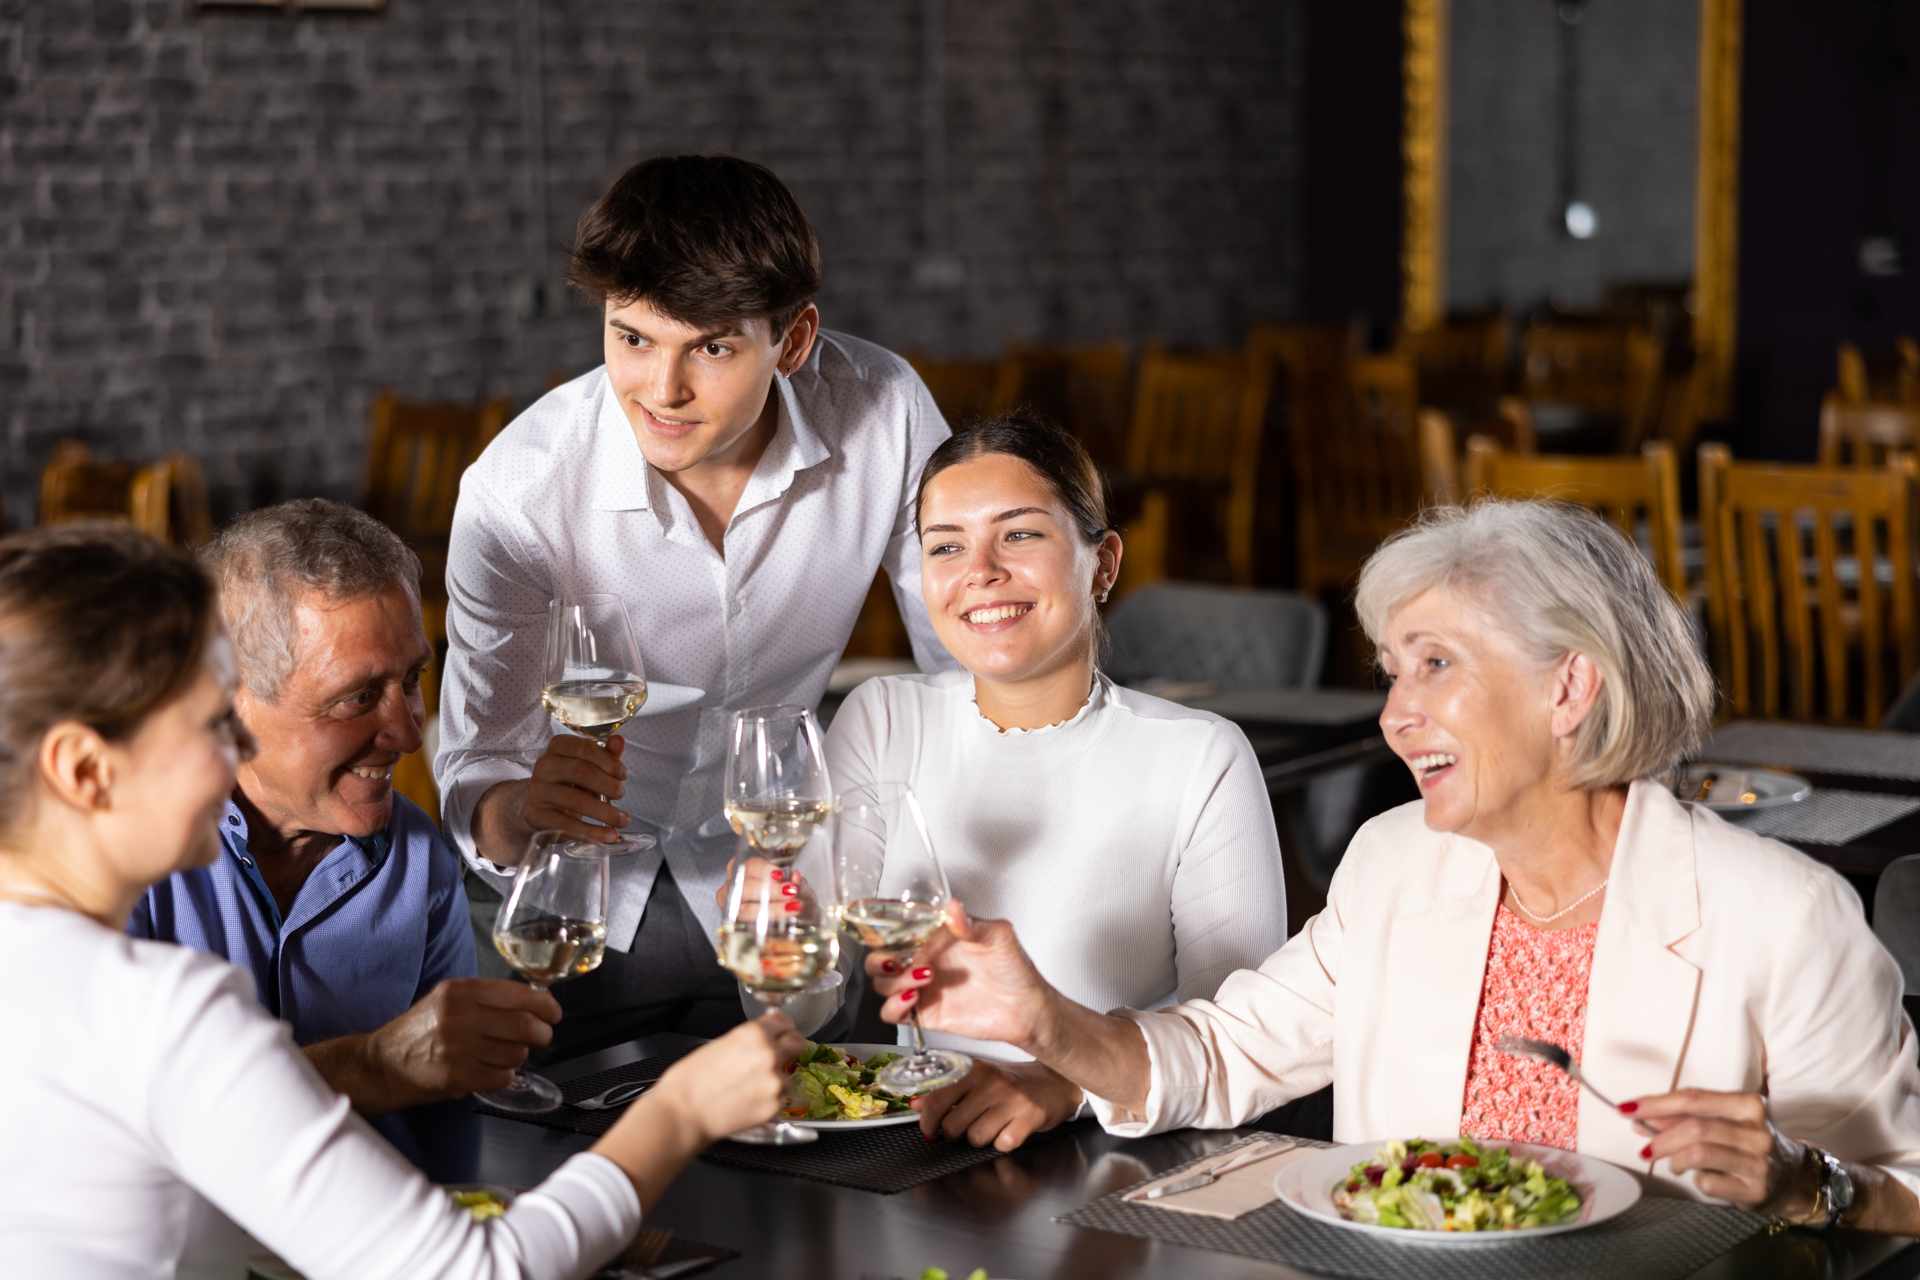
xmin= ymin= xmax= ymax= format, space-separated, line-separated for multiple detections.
xmin=367 ymin=978 xmax=562 ymax=1107
xmin=865 ymin=900 xmax=1052 ymax=1048
xmin=1626 ymin=1088 xmax=1816 ymax=1219
xmin=648 ymin=1012 xmax=809 ymax=1144
xmin=912 ymin=1058 xmax=1083 ymax=1152
xmin=520 ymin=732 xmax=631 ymax=846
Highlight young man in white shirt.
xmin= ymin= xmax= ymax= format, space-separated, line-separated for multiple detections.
xmin=436 ymin=155 xmax=952 ymax=1052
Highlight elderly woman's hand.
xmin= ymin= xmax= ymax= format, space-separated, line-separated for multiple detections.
xmin=864 ymin=901 xmax=1055 ymax=1050
xmin=1628 ymin=1089 xmax=1819 ymax=1219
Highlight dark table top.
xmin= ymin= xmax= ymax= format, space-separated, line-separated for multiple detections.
xmin=474 ymin=1035 xmax=1920 ymax=1280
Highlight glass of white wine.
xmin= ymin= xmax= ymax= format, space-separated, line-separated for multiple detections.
xmin=478 ymin=831 xmax=610 ymax=1115
xmin=834 ymin=781 xmax=972 ymax=1096
xmin=542 ymin=595 xmax=651 ymax=851
xmin=713 ymin=822 xmax=839 ymax=1145
xmin=723 ymin=705 xmax=832 ymax=864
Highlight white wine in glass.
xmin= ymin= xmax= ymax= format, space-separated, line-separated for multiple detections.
xmin=833 ymin=782 xmax=972 ymax=1096
xmin=543 ymin=596 xmax=648 ymax=748
xmin=479 ymin=832 xmax=610 ymax=1115
xmin=723 ymin=706 xmax=831 ymax=863
xmin=714 ymin=823 xmax=839 ymax=1146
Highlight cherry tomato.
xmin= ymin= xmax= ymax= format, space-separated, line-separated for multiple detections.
xmin=1416 ymin=1152 xmax=1445 ymax=1168
xmin=1446 ymin=1154 xmax=1479 ymax=1169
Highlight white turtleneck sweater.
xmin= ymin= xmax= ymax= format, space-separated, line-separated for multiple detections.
xmin=824 ymin=670 xmax=1289 ymax=1061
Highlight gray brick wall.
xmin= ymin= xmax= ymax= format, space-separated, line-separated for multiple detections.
xmin=1447 ymin=0 xmax=1696 ymax=313
xmin=0 ymin=0 xmax=1302 ymax=527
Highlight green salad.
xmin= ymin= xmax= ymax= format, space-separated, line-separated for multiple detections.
xmin=782 ymin=1041 xmax=912 ymax=1121
xmin=1332 ymin=1138 xmax=1583 ymax=1232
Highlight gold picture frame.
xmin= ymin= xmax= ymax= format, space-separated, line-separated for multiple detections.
xmin=1401 ymin=0 xmax=1741 ymax=416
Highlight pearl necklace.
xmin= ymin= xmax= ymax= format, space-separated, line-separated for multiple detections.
xmin=1506 ymin=877 xmax=1609 ymax=925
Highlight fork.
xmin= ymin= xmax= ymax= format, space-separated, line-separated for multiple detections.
xmin=573 ymin=1077 xmax=663 ymax=1110
xmin=1496 ymin=1035 xmax=1623 ymax=1110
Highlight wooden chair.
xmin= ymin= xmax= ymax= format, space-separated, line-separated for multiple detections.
xmin=365 ymin=391 xmax=511 ymax=549
xmin=1817 ymin=394 xmax=1920 ymax=469
xmin=1899 ymin=337 xmax=1919 ymax=405
xmin=1124 ymin=349 xmax=1274 ymax=587
xmin=1521 ymin=322 xmax=1635 ymax=412
xmin=1395 ymin=312 xmax=1510 ymax=413
xmin=905 ymin=353 xmax=1003 ymax=430
xmin=39 ymin=444 xmax=212 ymax=547
xmin=988 ymin=343 xmax=1135 ymax=471
xmin=1839 ymin=342 xmax=1872 ymax=403
xmin=1293 ymin=355 xmax=1450 ymax=598
xmin=390 ymin=592 xmax=447 ymax=824
xmin=1464 ymin=437 xmax=1687 ymax=599
xmin=1698 ymin=444 xmax=1920 ymax=725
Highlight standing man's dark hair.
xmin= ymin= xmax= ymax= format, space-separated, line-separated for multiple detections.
xmin=567 ymin=155 xmax=823 ymax=334
xmin=440 ymin=153 xmax=956 ymax=1057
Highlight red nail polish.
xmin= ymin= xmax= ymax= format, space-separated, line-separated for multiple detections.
xmin=784 ymin=901 xmax=801 ymax=913
xmin=911 ymin=966 xmax=932 ymax=980
xmin=769 ymin=869 xmax=785 ymax=882
xmin=879 ymin=959 xmax=899 ymax=974
xmin=1639 ymin=1144 xmax=1652 ymax=1160
xmin=900 ymin=989 xmax=918 ymax=1004
xmin=922 ymin=1128 xmax=936 ymax=1143
xmin=1618 ymin=1101 xmax=1639 ymax=1115
xmin=781 ymin=883 xmax=799 ymax=897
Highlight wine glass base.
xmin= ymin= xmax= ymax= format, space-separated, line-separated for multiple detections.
xmin=477 ymin=1070 xmax=564 ymax=1114
xmin=876 ymin=1049 xmax=972 ymax=1097
xmin=726 ymin=1121 xmax=819 ymax=1145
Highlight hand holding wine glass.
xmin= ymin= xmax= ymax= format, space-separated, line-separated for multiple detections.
xmin=723 ymin=706 xmax=832 ymax=863
xmin=713 ymin=815 xmax=840 ymax=1145
xmin=834 ymin=782 xmax=972 ymax=1096
xmin=526 ymin=596 xmax=652 ymax=851
xmin=479 ymin=831 xmax=610 ymax=1114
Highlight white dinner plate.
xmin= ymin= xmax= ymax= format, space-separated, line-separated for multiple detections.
xmin=1674 ymin=763 xmax=1813 ymax=813
xmin=1273 ymin=1140 xmax=1642 ymax=1245
xmin=785 ymin=1042 xmax=921 ymax=1131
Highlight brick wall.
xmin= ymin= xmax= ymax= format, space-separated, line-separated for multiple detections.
xmin=0 ymin=0 xmax=1302 ymax=527
xmin=1447 ymin=0 xmax=1696 ymax=313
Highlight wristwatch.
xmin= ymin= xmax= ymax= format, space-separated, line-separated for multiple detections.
xmin=1812 ymin=1146 xmax=1856 ymax=1230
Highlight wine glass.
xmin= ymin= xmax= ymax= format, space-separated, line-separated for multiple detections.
xmin=542 ymin=595 xmax=651 ymax=851
xmin=833 ymin=781 xmax=972 ymax=1096
xmin=723 ymin=705 xmax=832 ymax=864
xmin=714 ymin=824 xmax=840 ymax=1145
xmin=478 ymin=832 xmax=610 ymax=1114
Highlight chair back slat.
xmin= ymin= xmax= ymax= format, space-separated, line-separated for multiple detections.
xmin=1698 ymin=444 xmax=1920 ymax=725
xmin=365 ymin=391 xmax=510 ymax=545
xmin=1463 ymin=439 xmax=1687 ymax=600
xmin=1818 ymin=394 xmax=1920 ymax=469
xmin=989 ymin=343 xmax=1135 ymax=469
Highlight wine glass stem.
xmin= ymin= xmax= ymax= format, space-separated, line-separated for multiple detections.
xmin=906 ymin=1007 xmax=931 ymax=1055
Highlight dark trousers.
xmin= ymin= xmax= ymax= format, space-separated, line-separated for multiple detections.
xmin=467 ymin=863 xmax=746 ymax=1063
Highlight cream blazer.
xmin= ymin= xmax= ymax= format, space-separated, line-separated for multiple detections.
xmin=1092 ymin=780 xmax=1920 ymax=1197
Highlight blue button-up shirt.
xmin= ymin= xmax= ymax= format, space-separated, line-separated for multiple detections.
xmin=128 ymin=794 xmax=479 ymax=1179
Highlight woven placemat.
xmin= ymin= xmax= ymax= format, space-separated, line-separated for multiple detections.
xmin=480 ymin=1053 xmax=1041 ymax=1193
xmin=1705 ymin=722 xmax=1920 ymax=782
xmin=1058 ymin=1137 xmax=1766 ymax=1280
xmin=1731 ymin=789 xmax=1920 ymax=844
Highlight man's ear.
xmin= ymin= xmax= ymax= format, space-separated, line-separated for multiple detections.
xmin=1548 ymin=651 xmax=1605 ymax=741
xmin=37 ymin=721 xmax=115 ymax=814
xmin=775 ymin=304 xmax=820 ymax=377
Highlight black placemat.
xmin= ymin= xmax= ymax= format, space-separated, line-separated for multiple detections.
xmin=1058 ymin=1137 xmax=1767 ymax=1280
xmin=480 ymin=1053 xmax=1046 ymax=1193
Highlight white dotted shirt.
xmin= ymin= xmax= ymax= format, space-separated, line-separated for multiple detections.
xmin=435 ymin=332 xmax=953 ymax=948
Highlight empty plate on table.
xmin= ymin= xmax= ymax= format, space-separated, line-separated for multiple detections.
xmin=1272 ymin=1140 xmax=1641 ymax=1246
xmin=1675 ymin=764 xmax=1812 ymax=813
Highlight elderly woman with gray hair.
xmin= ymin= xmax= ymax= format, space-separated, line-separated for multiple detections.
xmin=867 ymin=499 xmax=1920 ymax=1233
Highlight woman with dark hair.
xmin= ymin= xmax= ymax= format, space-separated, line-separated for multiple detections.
xmin=825 ymin=415 xmax=1288 ymax=1152
xmin=0 ymin=525 xmax=804 ymax=1278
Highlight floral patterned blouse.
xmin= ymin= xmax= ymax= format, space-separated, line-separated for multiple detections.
xmin=1458 ymin=904 xmax=1601 ymax=1152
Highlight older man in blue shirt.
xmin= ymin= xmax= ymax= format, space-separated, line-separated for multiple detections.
xmin=130 ymin=499 xmax=558 ymax=1178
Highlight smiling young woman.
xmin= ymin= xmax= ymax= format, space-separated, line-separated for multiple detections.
xmin=822 ymin=415 xmax=1289 ymax=1154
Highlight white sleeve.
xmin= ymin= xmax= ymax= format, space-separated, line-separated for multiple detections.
xmin=883 ymin=372 xmax=957 ymax=674
xmin=1166 ymin=720 xmax=1291 ymax=1002
xmin=141 ymin=941 xmax=641 ymax=1278
xmin=435 ymin=476 xmax=553 ymax=874
xmin=823 ymin=678 xmax=888 ymax=802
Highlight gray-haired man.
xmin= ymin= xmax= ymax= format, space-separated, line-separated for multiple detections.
xmin=128 ymin=499 xmax=556 ymax=1178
